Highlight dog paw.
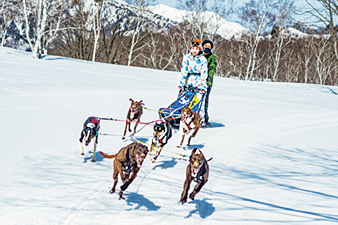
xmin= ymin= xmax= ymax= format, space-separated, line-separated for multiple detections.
xmin=81 ymin=152 xmax=84 ymax=155
xmin=179 ymin=199 xmax=187 ymax=204
xmin=151 ymin=157 xmax=158 ymax=163
xmin=91 ymin=159 xmax=96 ymax=162
xmin=110 ymin=189 xmax=115 ymax=194
xmin=122 ymin=136 xmax=125 ymax=140
xmin=118 ymin=191 xmax=125 ymax=200
xmin=189 ymin=193 xmax=195 ymax=200
xmin=177 ymin=145 xmax=181 ymax=148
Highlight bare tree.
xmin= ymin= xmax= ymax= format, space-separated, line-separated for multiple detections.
xmin=51 ymin=0 xmax=94 ymax=60
xmin=0 ymin=0 xmax=17 ymax=47
xmin=124 ymin=0 xmax=156 ymax=66
xmin=239 ymin=0 xmax=273 ymax=80
xmin=100 ymin=4 xmax=131 ymax=64
xmin=311 ymin=36 xmax=337 ymax=85
xmin=86 ymin=0 xmax=109 ymax=62
xmin=304 ymin=0 xmax=338 ymax=61
xmin=21 ymin=0 xmax=68 ymax=58
xmin=177 ymin=0 xmax=208 ymax=40
xmin=298 ymin=36 xmax=315 ymax=83
xmin=269 ymin=0 xmax=296 ymax=81
xmin=177 ymin=0 xmax=234 ymax=43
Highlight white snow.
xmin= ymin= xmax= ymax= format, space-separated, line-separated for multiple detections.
xmin=148 ymin=4 xmax=250 ymax=39
xmin=1 ymin=47 xmax=338 ymax=224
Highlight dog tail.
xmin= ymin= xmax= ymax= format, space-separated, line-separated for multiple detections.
xmin=99 ymin=151 xmax=118 ymax=159
xmin=207 ymin=157 xmax=213 ymax=162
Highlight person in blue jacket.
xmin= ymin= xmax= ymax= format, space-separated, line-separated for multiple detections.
xmin=178 ymin=38 xmax=208 ymax=94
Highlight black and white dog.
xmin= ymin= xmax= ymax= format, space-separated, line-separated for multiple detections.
xmin=150 ymin=121 xmax=172 ymax=162
xmin=79 ymin=117 xmax=100 ymax=162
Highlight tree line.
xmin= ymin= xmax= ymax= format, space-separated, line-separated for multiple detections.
xmin=1 ymin=0 xmax=338 ymax=85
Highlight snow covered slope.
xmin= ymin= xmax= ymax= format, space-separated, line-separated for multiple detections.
xmin=1 ymin=47 xmax=338 ymax=224
xmin=149 ymin=4 xmax=249 ymax=39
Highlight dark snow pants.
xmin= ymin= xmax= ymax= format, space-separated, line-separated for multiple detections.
xmin=204 ymin=85 xmax=212 ymax=123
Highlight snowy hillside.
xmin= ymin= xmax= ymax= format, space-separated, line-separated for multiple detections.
xmin=148 ymin=4 xmax=250 ymax=39
xmin=1 ymin=1 xmax=249 ymax=50
xmin=1 ymin=47 xmax=338 ymax=224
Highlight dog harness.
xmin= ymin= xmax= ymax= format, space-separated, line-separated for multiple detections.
xmin=83 ymin=117 xmax=100 ymax=138
xmin=119 ymin=144 xmax=137 ymax=173
xmin=120 ymin=149 xmax=136 ymax=173
xmin=156 ymin=123 xmax=172 ymax=144
xmin=128 ymin=106 xmax=140 ymax=122
xmin=181 ymin=114 xmax=195 ymax=130
xmin=192 ymin=160 xmax=207 ymax=183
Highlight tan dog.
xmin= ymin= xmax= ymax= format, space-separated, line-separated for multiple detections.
xmin=122 ymin=98 xmax=144 ymax=140
xmin=179 ymin=148 xmax=212 ymax=204
xmin=177 ymin=106 xmax=201 ymax=147
xmin=150 ymin=121 xmax=172 ymax=163
xmin=99 ymin=142 xmax=148 ymax=200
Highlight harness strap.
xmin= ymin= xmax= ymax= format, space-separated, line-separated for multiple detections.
xmin=157 ymin=124 xmax=168 ymax=143
xmin=119 ymin=143 xmax=137 ymax=173
xmin=181 ymin=114 xmax=194 ymax=130
xmin=195 ymin=160 xmax=207 ymax=183
xmin=128 ymin=106 xmax=140 ymax=122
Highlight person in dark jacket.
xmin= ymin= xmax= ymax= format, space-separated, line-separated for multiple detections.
xmin=201 ymin=40 xmax=217 ymax=127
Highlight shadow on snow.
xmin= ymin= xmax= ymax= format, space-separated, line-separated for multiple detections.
xmin=125 ymin=193 xmax=160 ymax=211
xmin=215 ymin=145 xmax=338 ymax=222
xmin=83 ymin=151 xmax=104 ymax=163
xmin=152 ymin=158 xmax=177 ymax=170
xmin=185 ymin=198 xmax=215 ymax=219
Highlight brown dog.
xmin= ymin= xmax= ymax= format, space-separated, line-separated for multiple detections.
xmin=99 ymin=142 xmax=149 ymax=200
xmin=122 ymin=98 xmax=144 ymax=140
xmin=179 ymin=148 xmax=212 ymax=204
xmin=177 ymin=106 xmax=201 ymax=147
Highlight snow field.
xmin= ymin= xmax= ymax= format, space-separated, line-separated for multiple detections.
xmin=1 ymin=47 xmax=338 ymax=224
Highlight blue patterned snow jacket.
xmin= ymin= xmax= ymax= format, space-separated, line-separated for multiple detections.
xmin=179 ymin=53 xmax=208 ymax=91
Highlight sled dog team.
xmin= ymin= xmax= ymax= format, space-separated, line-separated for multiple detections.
xmin=79 ymin=38 xmax=217 ymax=203
xmin=79 ymin=101 xmax=210 ymax=203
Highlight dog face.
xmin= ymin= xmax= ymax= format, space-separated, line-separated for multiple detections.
xmin=181 ymin=106 xmax=193 ymax=123
xmin=190 ymin=148 xmax=205 ymax=178
xmin=83 ymin=123 xmax=96 ymax=146
xmin=129 ymin=98 xmax=143 ymax=113
xmin=153 ymin=122 xmax=166 ymax=140
xmin=134 ymin=145 xmax=149 ymax=167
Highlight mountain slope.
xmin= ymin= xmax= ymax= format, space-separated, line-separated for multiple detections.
xmin=148 ymin=4 xmax=250 ymax=39
xmin=1 ymin=47 xmax=338 ymax=224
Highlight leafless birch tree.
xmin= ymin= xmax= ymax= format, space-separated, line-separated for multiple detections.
xmin=21 ymin=0 xmax=68 ymax=58
xmin=125 ymin=0 xmax=156 ymax=66
xmin=239 ymin=0 xmax=273 ymax=80
xmin=305 ymin=0 xmax=338 ymax=61
xmin=0 ymin=0 xmax=17 ymax=47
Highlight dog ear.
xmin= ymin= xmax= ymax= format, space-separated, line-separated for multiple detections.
xmin=192 ymin=148 xmax=202 ymax=155
xmin=195 ymin=148 xmax=201 ymax=155
xmin=139 ymin=100 xmax=145 ymax=105
xmin=192 ymin=148 xmax=198 ymax=155
xmin=129 ymin=98 xmax=134 ymax=102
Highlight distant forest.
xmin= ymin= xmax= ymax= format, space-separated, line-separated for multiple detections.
xmin=1 ymin=0 xmax=338 ymax=85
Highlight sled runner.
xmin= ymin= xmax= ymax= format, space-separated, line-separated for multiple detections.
xmin=159 ymin=86 xmax=205 ymax=127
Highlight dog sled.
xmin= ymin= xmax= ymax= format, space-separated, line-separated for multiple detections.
xmin=159 ymin=86 xmax=205 ymax=127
